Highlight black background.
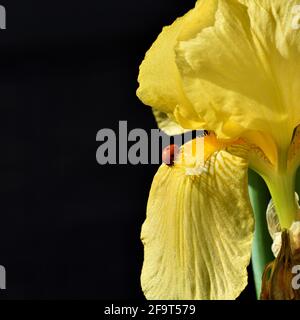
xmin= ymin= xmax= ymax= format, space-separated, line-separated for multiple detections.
xmin=0 ymin=0 xmax=256 ymax=299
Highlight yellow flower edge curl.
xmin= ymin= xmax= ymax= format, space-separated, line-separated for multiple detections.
xmin=137 ymin=0 xmax=300 ymax=300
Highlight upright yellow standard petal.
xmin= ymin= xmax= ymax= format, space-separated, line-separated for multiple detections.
xmin=137 ymin=0 xmax=218 ymax=133
xmin=141 ymin=141 xmax=254 ymax=299
xmin=175 ymin=0 xmax=300 ymax=145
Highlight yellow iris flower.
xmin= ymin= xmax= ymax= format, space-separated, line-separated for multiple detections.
xmin=136 ymin=0 xmax=300 ymax=299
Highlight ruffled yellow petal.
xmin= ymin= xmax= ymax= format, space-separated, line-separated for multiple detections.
xmin=176 ymin=0 xmax=300 ymax=146
xmin=137 ymin=0 xmax=217 ymax=131
xmin=141 ymin=139 xmax=254 ymax=299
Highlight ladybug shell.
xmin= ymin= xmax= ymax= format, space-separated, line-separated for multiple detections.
xmin=162 ymin=144 xmax=179 ymax=166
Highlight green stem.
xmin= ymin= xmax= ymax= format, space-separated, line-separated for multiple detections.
xmin=248 ymin=169 xmax=273 ymax=299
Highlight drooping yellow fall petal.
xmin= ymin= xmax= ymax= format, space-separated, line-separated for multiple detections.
xmin=141 ymin=140 xmax=254 ymax=299
xmin=175 ymin=0 xmax=300 ymax=146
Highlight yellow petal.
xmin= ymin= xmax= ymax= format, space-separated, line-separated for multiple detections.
xmin=243 ymin=130 xmax=278 ymax=166
xmin=152 ymin=109 xmax=188 ymax=136
xmin=175 ymin=132 xmax=228 ymax=169
xmin=141 ymin=140 xmax=254 ymax=299
xmin=136 ymin=0 xmax=217 ymax=131
xmin=176 ymin=0 xmax=300 ymax=147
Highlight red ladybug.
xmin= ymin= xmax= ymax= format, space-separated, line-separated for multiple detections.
xmin=162 ymin=144 xmax=179 ymax=166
